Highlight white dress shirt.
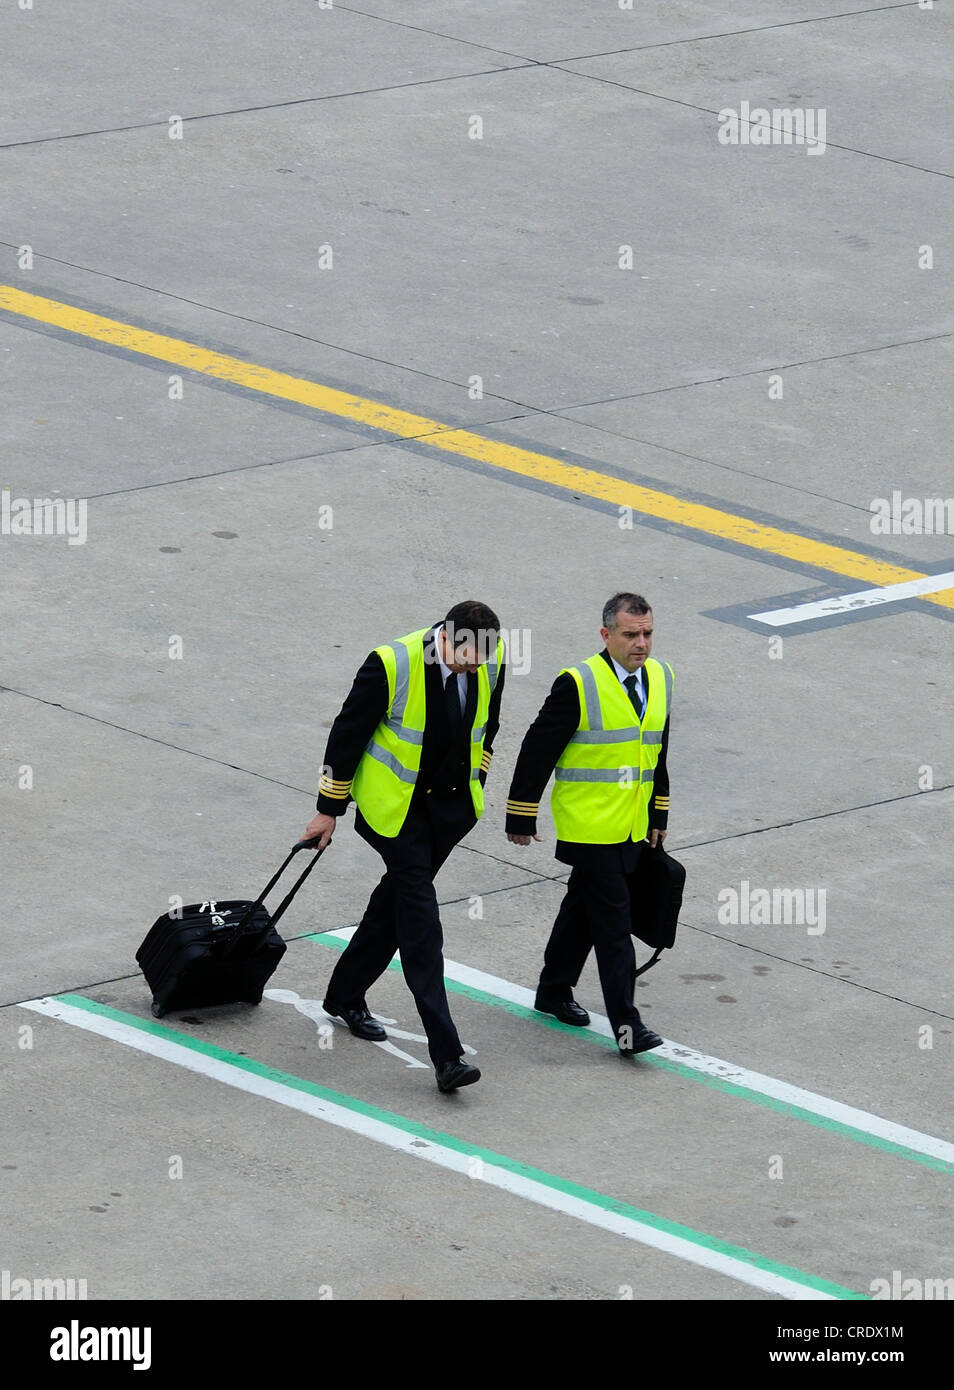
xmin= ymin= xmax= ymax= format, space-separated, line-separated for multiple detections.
xmin=608 ymin=653 xmax=644 ymax=715
xmin=433 ymin=624 xmax=466 ymax=713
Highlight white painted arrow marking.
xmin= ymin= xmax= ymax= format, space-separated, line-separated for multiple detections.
xmin=264 ymin=988 xmax=475 ymax=1069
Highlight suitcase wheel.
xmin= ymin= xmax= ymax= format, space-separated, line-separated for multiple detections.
xmin=151 ymin=1000 xmax=165 ymax=1018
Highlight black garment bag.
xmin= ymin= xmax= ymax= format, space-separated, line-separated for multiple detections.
xmin=628 ymin=841 xmax=686 ymax=977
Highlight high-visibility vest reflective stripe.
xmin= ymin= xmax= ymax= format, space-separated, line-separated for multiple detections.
xmin=551 ymin=655 xmax=672 ymax=845
xmin=351 ymin=628 xmax=504 ymax=838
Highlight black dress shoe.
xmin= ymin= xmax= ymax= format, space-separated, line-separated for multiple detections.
xmin=325 ymin=1006 xmax=387 ymax=1041
xmin=618 ymin=1024 xmax=664 ymax=1055
xmin=535 ymin=998 xmax=591 ymax=1027
xmin=435 ymin=1059 xmax=481 ymax=1092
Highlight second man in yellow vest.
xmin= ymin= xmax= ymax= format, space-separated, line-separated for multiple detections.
xmin=506 ymin=592 xmax=672 ymax=1055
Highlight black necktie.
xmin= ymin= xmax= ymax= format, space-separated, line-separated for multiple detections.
xmin=444 ymin=671 xmax=462 ymax=732
xmin=624 ymin=674 xmax=645 ymax=719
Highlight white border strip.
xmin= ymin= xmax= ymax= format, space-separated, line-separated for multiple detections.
xmin=322 ymin=926 xmax=954 ymax=1166
xmin=21 ymin=995 xmax=835 ymax=1301
xmin=749 ymin=572 xmax=954 ymax=627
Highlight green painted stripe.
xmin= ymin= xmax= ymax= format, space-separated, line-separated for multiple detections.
xmin=306 ymin=931 xmax=954 ymax=1175
xmin=55 ymin=992 xmax=864 ymax=1300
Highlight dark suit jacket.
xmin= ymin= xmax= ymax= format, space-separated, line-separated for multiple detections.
xmin=316 ymin=625 xmax=505 ymax=831
xmin=505 ymin=648 xmax=670 ymax=870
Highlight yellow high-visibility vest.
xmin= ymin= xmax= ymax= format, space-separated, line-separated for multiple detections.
xmin=551 ymin=654 xmax=673 ymax=844
xmin=351 ymin=628 xmax=504 ymax=837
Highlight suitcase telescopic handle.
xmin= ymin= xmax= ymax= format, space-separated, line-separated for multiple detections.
xmin=239 ymin=840 xmax=327 ymax=932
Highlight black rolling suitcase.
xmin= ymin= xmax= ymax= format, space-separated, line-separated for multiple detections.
xmin=136 ymin=840 xmax=324 ymax=1017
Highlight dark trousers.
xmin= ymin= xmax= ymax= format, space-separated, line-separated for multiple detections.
xmin=537 ymin=863 xmax=644 ymax=1046
xmin=323 ymin=800 xmax=472 ymax=1066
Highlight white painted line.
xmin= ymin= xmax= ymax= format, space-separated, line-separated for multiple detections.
xmin=749 ymin=571 xmax=954 ymax=627
xmin=21 ymin=995 xmax=844 ymax=1300
xmin=322 ymin=927 xmax=954 ymax=1167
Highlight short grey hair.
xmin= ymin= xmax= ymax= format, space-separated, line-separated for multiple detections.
xmin=602 ymin=592 xmax=652 ymax=630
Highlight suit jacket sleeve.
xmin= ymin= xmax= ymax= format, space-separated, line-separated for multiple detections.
xmin=478 ymin=660 xmax=506 ymax=787
xmin=505 ymin=674 xmax=581 ymax=834
xmin=647 ymin=714 xmax=670 ymax=832
xmin=315 ymin=652 xmax=389 ymax=816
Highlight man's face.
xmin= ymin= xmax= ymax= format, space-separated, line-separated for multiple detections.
xmin=440 ymin=624 xmax=496 ymax=674
xmin=601 ymin=609 xmax=653 ymax=672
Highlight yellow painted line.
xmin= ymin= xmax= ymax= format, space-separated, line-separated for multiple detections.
xmin=3 ymin=283 xmax=953 ymax=612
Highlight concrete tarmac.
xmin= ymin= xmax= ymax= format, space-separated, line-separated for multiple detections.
xmin=1 ymin=1 xmax=952 ymax=1305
